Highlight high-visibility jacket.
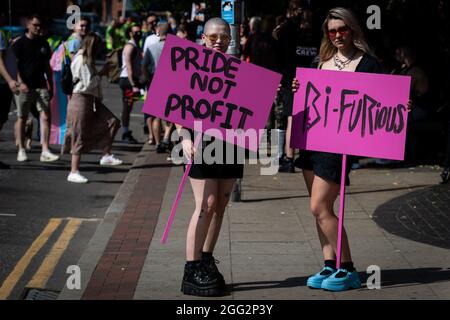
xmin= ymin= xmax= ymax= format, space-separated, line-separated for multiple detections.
xmin=47 ymin=35 xmax=63 ymax=53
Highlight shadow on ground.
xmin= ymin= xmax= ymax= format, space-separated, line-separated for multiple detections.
xmin=231 ymin=267 xmax=450 ymax=292
xmin=373 ymin=184 xmax=450 ymax=249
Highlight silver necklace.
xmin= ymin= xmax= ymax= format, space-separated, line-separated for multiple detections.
xmin=333 ymin=50 xmax=357 ymax=70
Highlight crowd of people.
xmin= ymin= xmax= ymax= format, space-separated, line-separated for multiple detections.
xmin=0 ymin=0 xmax=450 ymax=298
xmin=237 ymin=1 xmax=450 ymax=181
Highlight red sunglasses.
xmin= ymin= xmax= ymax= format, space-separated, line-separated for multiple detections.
xmin=328 ymin=26 xmax=350 ymax=39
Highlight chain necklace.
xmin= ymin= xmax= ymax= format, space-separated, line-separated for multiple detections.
xmin=333 ymin=50 xmax=357 ymax=70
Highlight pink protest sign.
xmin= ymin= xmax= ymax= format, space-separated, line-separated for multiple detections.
xmin=291 ymin=68 xmax=411 ymax=160
xmin=142 ymin=34 xmax=282 ymax=152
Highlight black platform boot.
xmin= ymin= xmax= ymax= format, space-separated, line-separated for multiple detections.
xmin=181 ymin=261 xmax=226 ymax=297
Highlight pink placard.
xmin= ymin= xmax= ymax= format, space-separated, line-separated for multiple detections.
xmin=291 ymin=68 xmax=411 ymax=160
xmin=142 ymin=34 xmax=282 ymax=152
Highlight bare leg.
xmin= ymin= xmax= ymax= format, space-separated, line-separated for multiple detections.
xmin=152 ymin=118 xmax=161 ymax=145
xmin=71 ymin=154 xmax=81 ymax=173
xmin=285 ymin=116 xmax=294 ymax=158
xmin=15 ymin=117 xmax=26 ymax=150
xmin=146 ymin=117 xmax=154 ymax=142
xmin=303 ymin=170 xmax=335 ymax=261
xmin=202 ymin=179 xmax=235 ymax=253
xmin=186 ymin=178 xmax=218 ymax=261
xmin=40 ymin=111 xmax=50 ymax=151
xmin=163 ymin=122 xmax=173 ymax=142
xmin=310 ymin=175 xmax=352 ymax=263
xmin=24 ymin=118 xmax=33 ymax=149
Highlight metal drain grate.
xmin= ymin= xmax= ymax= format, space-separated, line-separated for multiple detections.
xmin=23 ymin=288 xmax=60 ymax=300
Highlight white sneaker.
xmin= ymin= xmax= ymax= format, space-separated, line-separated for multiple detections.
xmin=17 ymin=149 xmax=28 ymax=162
xmin=40 ymin=150 xmax=60 ymax=162
xmin=100 ymin=154 xmax=123 ymax=166
xmin=67 ymin=171 xmax=88 ymax=183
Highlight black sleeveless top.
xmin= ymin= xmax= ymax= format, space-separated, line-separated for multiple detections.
xmin=295 ymin=53 xmax=382 ymax=186
xmin=311 ymin=53 xmax=382 ymax=74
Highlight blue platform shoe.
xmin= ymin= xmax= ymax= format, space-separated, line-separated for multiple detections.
xmin=306 ymin=267 xmax=336 ymax=289
xmin=321 ymin=269 xmax=361 ymax=291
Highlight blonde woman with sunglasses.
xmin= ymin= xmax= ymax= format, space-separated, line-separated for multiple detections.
xmin=292 ymin=7 xmax=381 ymax=292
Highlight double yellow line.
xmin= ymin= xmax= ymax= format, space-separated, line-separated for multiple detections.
xmin=0 ymin=218 xmax=82 ymax=299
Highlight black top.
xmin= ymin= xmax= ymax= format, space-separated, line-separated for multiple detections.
xmin=277 ymin=19 xmax=320 ymax=85
xmin=13 ymin=35 xmax=51 ymax=89
xmin=311 ymin=53 xmax=382 ymax=74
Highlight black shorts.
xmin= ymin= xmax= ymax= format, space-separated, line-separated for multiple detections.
xmin=0 ymin=83 xmax=13 ymax=125
xmin=189 ymin=163 xmax=244 ymax=179
xmin=295 ymin=151 xmax=354 ymax=186
xmin=184 ymin=136 xmax=244 ymax=179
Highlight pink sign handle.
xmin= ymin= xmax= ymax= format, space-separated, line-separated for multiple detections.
xmin=160 ymin=133 xmax=202 ymax=244
xmin=336 ymin=154 xmax=347 ymax=269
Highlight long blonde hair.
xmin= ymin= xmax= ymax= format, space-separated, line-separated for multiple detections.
xmin=319 ymin=7 xmax=375 ymax=63
xmin=80 ymin=32 xmax=99 ymax=72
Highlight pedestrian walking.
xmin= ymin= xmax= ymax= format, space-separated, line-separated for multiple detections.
xmin=12 ymin=14 xmax=59 ymax=163
xmin=63 ymin=32 xmax=122 ymax=183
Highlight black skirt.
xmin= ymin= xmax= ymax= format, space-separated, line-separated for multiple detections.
xmin=183 ymin=136 xmax=244 ymax=180
xmin=295 ymin=151 xmax=354 ymax=186
xmin=188 ymin=163 xmax=244 ymax=179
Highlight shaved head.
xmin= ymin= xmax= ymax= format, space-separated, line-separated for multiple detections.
xmin=204 ymin=17 xmax=231 ymax=35
xmin=202 ymin=17 xmax=231 ymax=52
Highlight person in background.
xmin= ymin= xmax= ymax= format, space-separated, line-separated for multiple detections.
xmin=0 ymin=27 xmax=19 ymax=169
xmin=276 ymin=1 xmax=319 ymax=173
xmin=119 ymin=24 xmax=143 ymax=144
xmin=143 ymin=20 xmax=161 ymax=53
xmin=141 ymin=22 xmax=172 ymax=152
xmin=63 ymin=32 xmax=122 ymax=183
xmin=105 ymin=19 xmax=122 ymax=53
xmin=176 ymin=24 xmax=189 ymax=39
xmin=12 ymin=14 xmax=59 ymax=163
xmin=67 ymin=17 xmax=91 ymax=57
xmin=239 ymin=19 xmax=250 ymax=53
xmin=242 ymin=15 xmax=278 ymax=70
xmin=168 ymin=14 xmax=178 ymax=34
xmin=143 ymin=13 xmax=159 ymax=40
xmin=393 ymin=46 xmax=431 ymax=122
xmin=141 ymin=14 xmax=160 ymax=138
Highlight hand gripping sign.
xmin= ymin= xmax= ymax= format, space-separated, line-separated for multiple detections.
xmin=142 ymin=34 xmax=281 ymax=243
xmin=291 ymin=67 xmax=411 ymax=268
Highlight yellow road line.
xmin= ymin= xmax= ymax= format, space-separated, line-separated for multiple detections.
xmin=0 ymin=218 xmax=62 ymax=300
xmin=27 ymin=218 xmax=82 ymax=289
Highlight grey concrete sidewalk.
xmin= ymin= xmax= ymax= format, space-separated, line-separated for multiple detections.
xmin=60 ymin=141 xmax=450 ymax=300
xmin=134 ymin=161 xmax=449 ymax=300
